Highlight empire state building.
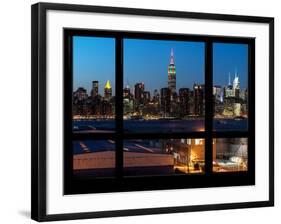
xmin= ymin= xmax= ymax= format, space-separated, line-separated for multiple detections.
xmin=168 ymin=48 xmax=176 ymax=93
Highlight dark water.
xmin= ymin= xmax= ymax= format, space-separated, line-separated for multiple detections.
xmin=124 ymin=120 xmax=204 ymax=133
xmin=73 ymin=118 xmax=247 ymax=133
xmin=73 ymin=120 xmax=115 ymax=132
xmin=213 ymin=119 xmax=248 ymax=131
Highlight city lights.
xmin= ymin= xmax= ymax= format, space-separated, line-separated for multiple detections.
xmin=72 ymin=36 xmax=249 ymax=178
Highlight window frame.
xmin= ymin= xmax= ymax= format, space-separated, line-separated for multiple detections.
xmin=64 ymin=28 xmax=255 ymax=195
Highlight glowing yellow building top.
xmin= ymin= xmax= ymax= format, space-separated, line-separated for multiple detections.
xmin=105 ymin=80 xmax=111 ymax=89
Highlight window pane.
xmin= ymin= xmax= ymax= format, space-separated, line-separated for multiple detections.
xmin=124 ymin=139 xmax=205 ymax=176
xmin=213 ymin=138 xmax=248 ymax=172
xmin=213 ymin=43 xmax=248 ymax=131
xmin=73 ymin=140 xmax=116 ymax=178
xmin=73 ymin=36 xmax=115 ymax=133
xmin=123 ymin=39 xmax=205 ymax=133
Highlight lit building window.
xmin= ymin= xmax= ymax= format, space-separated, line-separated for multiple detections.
xmin=195 ymin=139 xmax=203 ymax=145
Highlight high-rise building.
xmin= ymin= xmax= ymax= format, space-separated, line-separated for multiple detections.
xmin=225 ymin=86 xmax=233 ymax=98
xmin=91 ymin=81 xmax=99 ymax=99
xmin=239 ymin=89 xmax=247 ymax=101
xmin=213 ymin=85 xmax=221 ymax=96
xmin=224 ymin=71 xmax=240 ymax=98
xmin=213 ymin=85 xmax=223 ymax=102
xmin=233 ymin=72 xmax=240 ymax=90
xmin=225 ymin=72 xmax=233 ymax=98
xmin=123 ymin=84 xmax=133 ymax=115
xmin=160 ymin=87 xmax=171 ymax=117
xmin=233 ymin=71 xmax=240 ymax=98
xmin=168 ymin=48 xmax=176 ymax=93
xmin=104 ymin=80 xmax=112 ymax=100
xmin=123 ymin=84 xmax=131 ymax=98
xmin=134 ymin=82 xmax=145 ymax=112
xmin=73 ymin=87 xmax=88 ymax=116
xmin=73 ymin=87 xmax=88 ymax=101
xmin=143 ymin=91 xmax=150 ymax=103
xmin=193 ymin=84 xmax=204 ymax=116
xmin=153 ymin=89 xmax=160 ymax=103
xmin=134 ymin=83 xmax=144 ymax=102
xmin=179 ymin=88 xmax=190 ymax=116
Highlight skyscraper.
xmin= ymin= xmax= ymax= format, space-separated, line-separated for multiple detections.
xmin=123 ymin=84 xmax=131 ymax=98
xmin=73 ymin=87 xmax=88 ymax=116
xmin=225 ymin=72 xmax=233 ymax=98
xmin=73 ymin=87 xmax=88 ymax=101
xmin=179 ymin=88 xmax=190 ymax=116
xmin=160 ymin=87 xmax=171 ymax=117
xmin=168 ymin=48 xmax=176 ymax=93
xmin=213 ymin=85 xmax=222 ymax=101
xmin=233 ymin=71 xmax=240 ymax=98
xmin=233 ymin=74 xmax=240 ymax=90
xmin=134 ymin=82 xmax=145 ymax=112
xmin=143 ymin=91 xmax=150 ymax=104
xmin=224 ymin=71 xmax=240 ymax=98
xmin=193 ymin=84 xmax=204 ymax=116
xmin=104 ymin=80 xmax=112 ymax=100
xmin=134 ymin=83 xmax=144 ymax=103
xmin=91 ymin=81 xmax=99 ymax=98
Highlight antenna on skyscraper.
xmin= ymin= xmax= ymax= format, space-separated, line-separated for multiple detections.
xmin=170 ymin=48 xmax=174 ymax=64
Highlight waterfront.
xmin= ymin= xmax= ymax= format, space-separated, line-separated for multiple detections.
xmin=73 ymin=118 xmax=247 ymax=133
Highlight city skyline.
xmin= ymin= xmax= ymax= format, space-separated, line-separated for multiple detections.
xmin=71 ymin=36 xmax=250 ymax=180
xmin=73 ymin=36 xmax=116 ymax=95
xmin=73 ymin=36 xmax=248 ymax=96
xmin=213 ymin=43 xmax=248 ymax=90
xmin=124 ymin=39 xmax=205 ymax=94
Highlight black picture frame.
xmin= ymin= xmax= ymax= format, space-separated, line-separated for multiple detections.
xmin=31 ymin=2 xmax=274 ymax=222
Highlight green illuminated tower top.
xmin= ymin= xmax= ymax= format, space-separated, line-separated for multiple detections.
xmin=168 ymin=48 xmax=176 ymax=93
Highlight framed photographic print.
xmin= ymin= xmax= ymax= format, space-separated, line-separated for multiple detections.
xmin=31 ymin=2 xmax=274 ymax=222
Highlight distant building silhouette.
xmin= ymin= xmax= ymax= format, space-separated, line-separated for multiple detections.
xmin=91 ymin=81 xmax=99 ymax=99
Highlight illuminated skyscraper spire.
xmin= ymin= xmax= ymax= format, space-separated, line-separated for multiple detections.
xmin=170 ymin=48 xmax=174 ymax=65
xmin=168 ymin=48 xmax=176 ymax=93
xmin=233 ymin=70 xmax=240 ymax=90
xmin=104 ymin=80 xmax=112 ymax=100
xmin=105 ymin=80 xmax=111 ymax=89
xmin=228 ymin=72 xmax=231 ymax=86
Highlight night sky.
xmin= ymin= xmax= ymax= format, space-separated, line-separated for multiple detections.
xmin=73 ymin=36 xmax=248 ymax=95
xmin=213 ymin=43 xmax=248 ymax=89
xmin=73 ymin=36 xmax=115 ymax=95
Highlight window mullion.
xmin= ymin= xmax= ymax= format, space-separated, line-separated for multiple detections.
xmin=115 ymin=36 xmax=124 ymax=178
xmin=205 ymin=40 xmax=213 ymax=174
